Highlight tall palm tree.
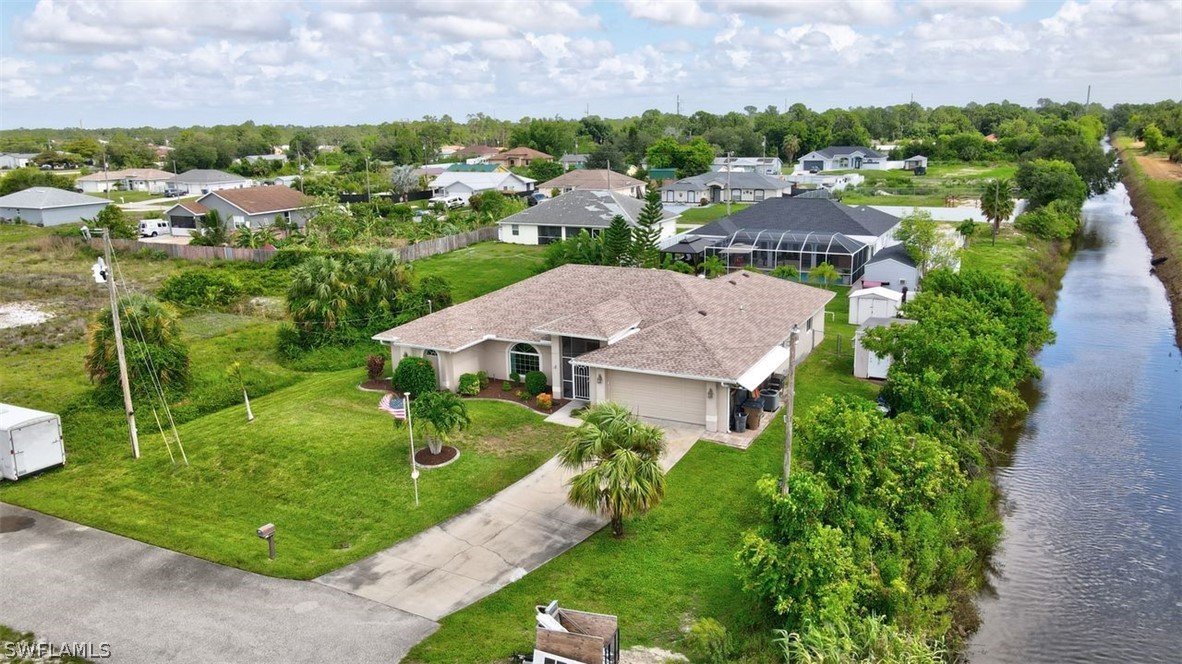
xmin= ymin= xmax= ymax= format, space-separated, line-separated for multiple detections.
xmin=232 ymin=226 xmax=256 ymax=248
xmin=781 ymin=135 xmax=802 ymax=164
xmin=559 ymin=402 xmax=667 ymax=537
xmin=980 ymin=178 xmax=1015 ymax=244
xmin=810 ymin=262 xmax=841 ymax=288
xmin=85 ymin=293 xmax=190 ymax=403
xmin=411 ymin=390 xmax=471 ymax=454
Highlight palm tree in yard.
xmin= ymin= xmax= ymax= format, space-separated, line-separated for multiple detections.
xmin=559 ymin=402 xmax=667 ymax=538
xmin=810 ymin=261 xmax=841 ymax=288
xmin=981 ymin=178 xmax=1015 ymax=244
xmin=287 ymin=255 xmax=354 ymax=332
xmin=411 ymin=390 xmax=471 ymax=454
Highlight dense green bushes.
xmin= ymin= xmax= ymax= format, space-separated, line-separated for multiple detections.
xmin=524 ymin=370 xmax=547 ymax=396
xmin=392 ymin=356 xmax=437 ymax=396
xmin=158 ymin=271 xmax=245 ymax=308
xmin=1015 ymin=199 xmax=1082 ymax=240
xmin=457 ymin=373 xmax=482 ymax=396
xmin=84 ymin=294 xmax=191 ymax=405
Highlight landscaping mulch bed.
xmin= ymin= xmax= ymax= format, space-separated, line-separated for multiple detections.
xmin=414 ymin=445 xmax=459 ymax=468
xmin=358 ymin=378 xmax=393 ymax=392
xmin=468 ymin=382 xmax=568 ymax=415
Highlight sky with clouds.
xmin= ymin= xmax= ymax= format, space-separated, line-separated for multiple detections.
xmin=0 ymin=0 xmax=1179 ymax=130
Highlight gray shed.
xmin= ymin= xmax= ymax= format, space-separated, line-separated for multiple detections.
xmin=0 ymin=403 xmax=65 ymax=480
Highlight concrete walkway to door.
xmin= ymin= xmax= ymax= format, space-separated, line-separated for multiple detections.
xmin=316 ymin=423 xmax=702 ymax=620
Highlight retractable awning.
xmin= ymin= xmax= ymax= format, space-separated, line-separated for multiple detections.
xmin=736 ymin=345 xmax=791 ymax=391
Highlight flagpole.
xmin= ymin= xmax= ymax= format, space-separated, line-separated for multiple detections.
xmin=405 ymin=391 xmax=420 ymax=507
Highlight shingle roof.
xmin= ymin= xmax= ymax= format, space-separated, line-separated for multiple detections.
xmin=491 ymin=146 xmax=553 ymax=160
xmin=430 ymin=172 xmax=535 ymax=190
xmin=373 ymin=265 xmax=833 ymax=383
xmin=203 ymin=185 xmax=311 ymax=214
xmin=77 ymin=168 xmax=174 ymax=182
xmin=693 ymin=197 xmax=900 ymax=239
xmin=496 ymin=189 xmax=665 ymax=229
xmin=167 ymin=201 xmax=208 ymax=215
xmin=559 ymin=153 xmax=589 ymax=164
xmin=866 ymin=243 xmax=916 ymax=266
xmin=456 ymin=145 xmax=503 ymax=157
xmin=0 ymin=187 xmax=110 ymax=209
xmin=813 ymin=146 xmax=885 ymax=159
xmin=712 ymin=156 xmax=782 ymax=167
xmin=540 ymin=169 xmax=644 ymax=192
xmin=661 ymin=171 xmax=790 ymax=192
xmin=170 ymin=169 xmax=250 ymax=185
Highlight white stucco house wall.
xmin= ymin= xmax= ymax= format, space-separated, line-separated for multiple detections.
xmin=429 ymin=172 xmax=536 ymax=202
xmin=76 ymin=168 xmax=176 ymax=194
xmin=194 ymin=185 xmax=315 ymax=231
xmin=168 ymin=169 xmax=253 ymax=195
xmin=797 ymin=146 xmax=889 ymax=172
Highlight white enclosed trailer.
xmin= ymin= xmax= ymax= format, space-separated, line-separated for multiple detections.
xmin=0 ymin=403 xmax=65 ymax=480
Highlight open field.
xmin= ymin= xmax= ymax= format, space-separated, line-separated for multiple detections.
xmin=412 ymin=241 xmax=545 ymax=302
xmin=830 ymin=162 xmax=1018 ymax=208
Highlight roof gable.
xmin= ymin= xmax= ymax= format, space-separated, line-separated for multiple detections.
xmin=540 ymin=169 xmax=644 ymax=191
xmin=0 ymin=187 xmax=111 ymax=209
xmin=497 ymin=189 xmax=652 ymax=228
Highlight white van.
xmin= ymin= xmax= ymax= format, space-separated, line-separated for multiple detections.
xmin=139 ymin=219 xmax=170 ymax=237
xmin=428 ymin=194 xmax=466 ymax=209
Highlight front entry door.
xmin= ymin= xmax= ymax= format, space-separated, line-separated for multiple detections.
xmin=573 ymin=364 xmax=591 ymax=401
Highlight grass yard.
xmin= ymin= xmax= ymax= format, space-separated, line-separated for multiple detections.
xmin=0 ymin=363 xmax=568 ymax=579
xmin=406 ymin=288 xmax=879 ymax=663
xmin=90 ymin=190 xmax=160 ymax=203
xmin=676 ymin=203 xmax=750 ymax=225
xmin=961 ymin=225 xmax=1044 ymax=281
xmin=839 ymin=193 xmax=950 ymax=207
xmin=412 ymin=241 xmax=545 ymax=302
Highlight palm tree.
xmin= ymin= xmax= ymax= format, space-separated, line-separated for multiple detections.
xmin=193 ymin=209 xmax=230 ymax=246
xmin=559 ymin=402 xmax=667 ymax=537
xmin=232 ymin=226 xmax=255 ymax=248
xmin=85 ymin=293 xmax=191 ymax=404
xmin=411 ymin=390 xmax=471 ymax=454
xmin=287 ymin=255 xmax=354 ymax=332
xmin=255 ymin=226 xmax=278 ymax=248
xmin=980 ymin=178 xmax=1015 ymax=245
xmin=701 ymin=255 xmax=727 ymax=278
xmin=781 ymin=135 xmax=802 ymax=164
xmin=771 ymin=264 xmax=800 ymax=281
xmin=810 ymin=262 xmax=841 ymax=288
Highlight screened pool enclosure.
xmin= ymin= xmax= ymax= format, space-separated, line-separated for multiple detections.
xmin=703 ymin=230 xmax=872 ymax=285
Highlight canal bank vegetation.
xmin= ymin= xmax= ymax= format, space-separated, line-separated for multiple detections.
xmin=1110 ymin=122 xmax=1182 ymax=347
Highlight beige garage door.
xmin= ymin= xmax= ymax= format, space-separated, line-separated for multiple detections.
xmin=605 ymin=370 xmax=707 ymax=426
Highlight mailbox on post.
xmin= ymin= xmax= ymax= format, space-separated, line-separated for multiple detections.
xmin=257 ymin=522 xmax=276 ymax=559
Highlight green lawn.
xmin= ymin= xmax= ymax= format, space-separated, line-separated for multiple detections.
xmin=961 ymin=225 xmax=1041 ymax=281
xmin=90 ymin=190 xmax=160 ymax=203
xmin=412 ymin=241 xmax=545 ymax=302
xmin=839 ymin=193 xmax=950 ymax=207
xmin=406 ymin=287 xmax=878 ymax=663
xmin=676 ymin=203 xmax=750 ymax=225
xmin=0 ymin=360 xmax=567 ymax=579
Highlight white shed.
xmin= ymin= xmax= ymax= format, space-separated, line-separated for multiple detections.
xmin=848 ymin=286 xmax=903 ymax=325
xmin=854 ymin=317 xmax=916 ymax=380
xmin=0 ymin=403 xmax=65 ymax=480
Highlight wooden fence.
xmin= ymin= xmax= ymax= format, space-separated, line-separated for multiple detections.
xmin=93 ymin=225 xmax=499 ymax=264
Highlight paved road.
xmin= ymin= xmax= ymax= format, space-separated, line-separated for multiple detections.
xmin=316 ymin=424 xmax=702 ymax=620
xmin=0 ymin=503 xmax=437 ymax=664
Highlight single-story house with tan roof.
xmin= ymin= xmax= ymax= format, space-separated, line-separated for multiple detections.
xmin=539 ymin=169 xmax=646 ymax=199
xmin=373 ymin=264 xmax=833 ymax=432
xmin=196 ymin=185 xmax=315 ymax=230
xmin=488 ymin=146 xmax=554 ymax=169
xmin=76 ymin=168 xmax=175 ymax=194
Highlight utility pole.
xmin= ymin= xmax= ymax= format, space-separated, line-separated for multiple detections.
xmin=101 ymin=230 xmax=140 ymax=459
xmin=365 ymin=157 xmax=372 ymax=202
xmin=781 ymin=325 xmax=800 ymax=495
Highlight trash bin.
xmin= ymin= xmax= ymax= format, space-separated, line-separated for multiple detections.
xmin=733 ymin=410 xmax=747 ymax=433
xmin=742 ymin=400 xmax=763 ymax=429
xmin=762 ymin=390 xmax=781 ymax=412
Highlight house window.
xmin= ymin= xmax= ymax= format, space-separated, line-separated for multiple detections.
xmin=805 ymin=317 xmax=813 ymax=331
xmin=538 ymin=226 xmax=563 ymax=245
xmin=511 ymin=224 xmax=519 ymax=236
xmin=731 ymin=189 xmax=740 ymax=200
xmin=509 ymin=343 xmax=540 ymax=376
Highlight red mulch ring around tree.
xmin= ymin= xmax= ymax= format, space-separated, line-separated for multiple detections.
xmin=415 ymin=445 xmax=459 ymax=468
xmin=468 ymin=382 xmax=568 ymax=415
xmin=359 ymin=378 xmax=393 ymax=392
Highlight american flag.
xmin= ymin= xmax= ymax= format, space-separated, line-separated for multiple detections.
xmin=379 ymin=394 xmax=407 ymax=420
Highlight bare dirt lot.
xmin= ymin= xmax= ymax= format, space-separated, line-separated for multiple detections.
xmin=1135 ymin=154 xmax=1182 ymax=181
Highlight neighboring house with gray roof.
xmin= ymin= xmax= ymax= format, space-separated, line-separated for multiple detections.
xmin=660 ymin=171 xmax=791 ymax=205
xmin=373 ymin=264 xmax=833 ymax=432
xmin=497 ymin=189 xmax=677 ymax=245
xmin=796 ymin=146 xmax=888 ymax=172
xmin=559 ymin=153 xmax=589 ymax=169
xmin=168 ymin=169 xmax=252 ymax=195
xmin=428 ymin=171 xmax=536 ymax=202
xmin=711 ymin=156 xmax=783 ymax=176
xmin=0 ymin=187 xmax=110 ymax=226
xmin=0 ymin=153 xmax=37 ymax=169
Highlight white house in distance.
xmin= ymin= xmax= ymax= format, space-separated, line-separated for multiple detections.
xmin=711 ymin=156 xmax=783 ymax=176
xmin=497 ymin=189 xmax=677 ymax=245
xmin=0 ymin=153 xmax=37 ymax=169
xmin=796 ymin=146 xmax=889 ymax=172
xmin=854 ymin=317 xmax=916 ymax=380
xmin=660 ymin=171 xmax=791 ymax=205
xmin=428 ymin=171 xmax=536 ymax=203
xmin=76 ymin=168 xmax=175 ymax=194
xmin=0 ymin=187 xmax=110 ymax=226
xmin=167 ymin=169 xmax=252 ymax=195
xmin=373 ymin=265 xmax=834 ymax=433
xmin=538 ymin=169 xmax=646 ymax=198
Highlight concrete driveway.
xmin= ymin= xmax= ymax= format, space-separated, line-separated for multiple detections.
xmin=0 ymin=503 xmax=437 ymax=664
xmin=316 ymin=424 xmax=702 ymax=620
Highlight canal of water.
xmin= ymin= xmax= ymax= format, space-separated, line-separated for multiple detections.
xmin=968 ymin=179 xmax=1182 ymax=661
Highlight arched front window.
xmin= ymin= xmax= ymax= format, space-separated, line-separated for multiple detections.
xmin=508 ymin=343 xmax=540 ymax=376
